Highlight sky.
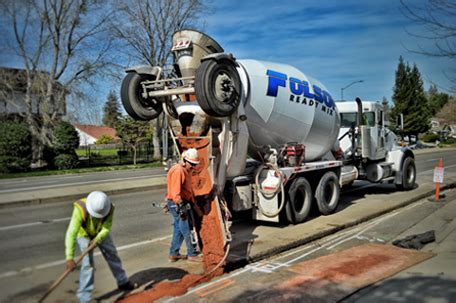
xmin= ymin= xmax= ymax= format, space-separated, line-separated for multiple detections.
xmin=0 ymin=0 xmax=454 ymax=123
xmin=200 ymin=0 xmax=454 ymax=102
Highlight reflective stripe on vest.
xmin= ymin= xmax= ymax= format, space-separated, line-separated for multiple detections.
xmin=74 ymin=199 xmax=88 ymax=227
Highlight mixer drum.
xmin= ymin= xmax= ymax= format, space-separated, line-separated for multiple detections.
xmin=239 ymin=60 xmax=340 ymax=161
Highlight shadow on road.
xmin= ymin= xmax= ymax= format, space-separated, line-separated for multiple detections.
xmin=95 ymin=267 xmax=187 ymax=302
xmin=337 ymin=182 xmax=420 ymax=212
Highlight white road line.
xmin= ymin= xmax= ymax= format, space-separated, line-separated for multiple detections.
xmin=0 ymin=217 xmax=71 ymax=231
xmin=425 ymin=158 xmax=441 ymax=162
xmin=0 ymin=235 xmax=172 ymax=279
xmin=0 ymin=174 xmax=166 ymax=194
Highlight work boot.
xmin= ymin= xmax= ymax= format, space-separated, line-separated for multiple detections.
xmin=187 ymin=255 xmax=203 ymax=263
xmin=168 ymin=254 xmax=187 ymax=262
xmin=118 ymin=281 xmax=137 ymax=291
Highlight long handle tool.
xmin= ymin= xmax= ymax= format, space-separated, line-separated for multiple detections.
xmin=38 ymin=240 xmax=97 ymax=302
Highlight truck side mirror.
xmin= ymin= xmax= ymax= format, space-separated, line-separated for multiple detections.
xmin=396 ymin=114 xmax=404 ymax=130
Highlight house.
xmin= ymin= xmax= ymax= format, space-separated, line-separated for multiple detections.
xmin=74 ymin=124 xmax=119 ymax=146
xmin=0 ymin=67 xmax=66 ymax=119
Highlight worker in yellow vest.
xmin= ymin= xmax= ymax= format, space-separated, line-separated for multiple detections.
xmin=65 ymin=191 xmax=135 ymax=303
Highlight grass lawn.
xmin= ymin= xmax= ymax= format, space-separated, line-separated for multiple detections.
xmin=76 ymin=148 xmax=120 ymax=157
xmin=0 ymin=162 xmax=163 ymax=179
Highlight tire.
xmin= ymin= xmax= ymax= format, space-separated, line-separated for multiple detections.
xmin=120 ymin=72 xmax=163 ymax=121
xmin=195 ymin=58 xmax=242 ymax=117
xmin=396 ymin=157 xmax=416 ymax=191
xmin=285 ymin=177 xmax=312 ymax=224
xmin=315 ymin=171 xmax=340 ymax=215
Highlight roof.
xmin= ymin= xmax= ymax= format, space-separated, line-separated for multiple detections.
xmin=74 ymin=124 xmax=119 ymax=140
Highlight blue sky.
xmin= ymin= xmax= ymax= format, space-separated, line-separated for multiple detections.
xmin=1 ymin=0 xmax=453 ymax=123
xmin=201 ymin=0 xmax=454 ymax=102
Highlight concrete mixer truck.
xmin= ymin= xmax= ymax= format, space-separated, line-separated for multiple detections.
xmin=120 ymin=30 xmax=416 ymax=227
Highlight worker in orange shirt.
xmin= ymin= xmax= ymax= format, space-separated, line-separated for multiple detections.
xmin=166 ymin=148 xmax=202 ymax=262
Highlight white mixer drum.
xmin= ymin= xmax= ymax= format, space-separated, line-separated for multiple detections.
xmin=238 ymin=60 xmax=340 ymax=161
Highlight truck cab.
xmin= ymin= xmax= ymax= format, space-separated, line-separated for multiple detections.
xmin=336 ymin=100 xmax=414 ymax=188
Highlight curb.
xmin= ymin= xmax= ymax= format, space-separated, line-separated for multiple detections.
xmin=227 ymin=181 xmax=456 ymax=268
xmin=0 ymin=177 xmax=167 ymax=209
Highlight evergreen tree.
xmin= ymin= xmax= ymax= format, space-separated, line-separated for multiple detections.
xmin=53 ymin=121 xmax=80 ymax=169
xmin=391 ymin=56 xmax=410 ymax=121
xmin=391 ymin=57 xmax=431 ymax=139
xmin=405 ymin=64 xmax=431 ymax=137
xmin=103 ymin=91 xmax=121 ymax=128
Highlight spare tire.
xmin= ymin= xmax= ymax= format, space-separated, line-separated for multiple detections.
xmin=120 ymin=72 xmax=163 ymax=121
xmin=195 ymin=58 xmax=242 ymax=117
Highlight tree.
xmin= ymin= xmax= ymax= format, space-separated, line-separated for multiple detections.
xmin=407 ymin=64 xmax=431 ymax=136
xmin=53 ymin=121 xmax=79 ymax=169
xmin=0 ymin=0 xmax=113 ymax=162
xmin=53 ymin=121 xmax=80 ymax=154
xmin=391 ymin=56 xmax=410 ymax=123
xmin=0 ymin=121 xmax=32 ymax=173
xmin=401 ymin=0 xmax=456 ymax=90
xmin=111 ymin=0 xmax=208 ymax=160
xmin=391 ymin=57 xmax=431 ymax=139
xmin=427 ymin=84 xmax=450 ymax=116
xmin=115 ymin=116 xmax=152 ymax=165
xmin=102 ymin=90 xmax=121 ymax=127
xmin=436 ymin=97 xmax=456 ymax=124
xmin=96 ymin=134 xmax=114 ymax=145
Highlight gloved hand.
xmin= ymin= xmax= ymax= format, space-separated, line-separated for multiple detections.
xmin=66 ymin=259 xmax=76 ymax=271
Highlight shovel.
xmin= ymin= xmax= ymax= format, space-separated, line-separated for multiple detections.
xmin=38 ymin=240 xmax=98 ymax=302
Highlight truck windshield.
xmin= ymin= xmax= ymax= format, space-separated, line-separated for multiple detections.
xmin=340 ymin=112 xmax=375 ymax=127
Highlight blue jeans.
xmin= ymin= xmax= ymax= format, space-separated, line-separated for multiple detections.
xmin=167 ymin=200 xmax=198 ymax=257
xmin=76 ymin=234 xmax=128 ymax=303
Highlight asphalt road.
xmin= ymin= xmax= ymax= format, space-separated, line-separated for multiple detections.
xmin=0 ymin=149 xmax=454 ymax=302
xmin=0 ymin=167 xmax=166 ymax=194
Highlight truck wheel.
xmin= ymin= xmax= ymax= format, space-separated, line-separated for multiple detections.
xmin=315 ymin=171 xmax=340 ymax=215
xmin=285 ymin=177 xmax=312 ymax=224
xmin=195 ymin=58 xmax=241 ymax=117
xmin=121 ymin=72 xmax=163 ymax=120
xmin=396 ymin=157 xmax=416 ymax=191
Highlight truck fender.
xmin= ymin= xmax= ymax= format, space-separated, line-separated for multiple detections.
xmin=200 ymin=53 xmax=239 ymax=67
xmin=387 ymin=147 xmax=415 ymax=184
xmin=125 ymin=65 xmax=161 ymax=77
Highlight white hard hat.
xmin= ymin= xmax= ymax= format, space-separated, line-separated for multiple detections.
xmin=183 ymin=148 xmax=200 ymax=164
xmin=86 ymin=191 xmax=111 ymax=218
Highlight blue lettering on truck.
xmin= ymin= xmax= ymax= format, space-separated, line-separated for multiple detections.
xmin=266 ymin=69 xmax=335 ymax=115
